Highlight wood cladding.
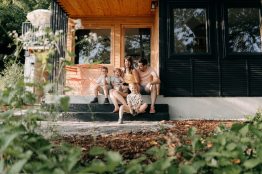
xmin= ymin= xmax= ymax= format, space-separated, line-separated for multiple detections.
xmin=57 ymin=0 xmax=154 ymax=18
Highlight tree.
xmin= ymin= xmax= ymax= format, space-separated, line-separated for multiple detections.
xmin=0 ymin=0 xmax=51 ymax=71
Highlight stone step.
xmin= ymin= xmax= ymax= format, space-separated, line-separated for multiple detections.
xmin=60 ymin=112 xmax=169 ymax=122
xmin=42 ymin=103 xmax=169 ymax=113
xmin=42 ymin=103 xmax=169 ymax=122
xmin=44 ymin=94 xmax=165 ymax=104
xmin=68 ymin=104 xmax=168 ymax=113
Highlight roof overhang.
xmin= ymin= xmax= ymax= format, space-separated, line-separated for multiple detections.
xmin=57 ymin=0 xmax=154 ymax=18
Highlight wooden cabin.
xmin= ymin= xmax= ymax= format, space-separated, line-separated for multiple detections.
xmin=49 ymin=0 xmax=262 ymax=119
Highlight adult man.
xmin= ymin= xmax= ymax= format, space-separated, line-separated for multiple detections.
xmin=137 ymin=58 xmax=160 ymax=114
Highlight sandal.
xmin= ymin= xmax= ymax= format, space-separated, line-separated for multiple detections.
xmin=149 ymin=107 xmax=156 ymax=114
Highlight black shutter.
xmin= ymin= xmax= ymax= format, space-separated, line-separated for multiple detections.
xmin=221 ymin=60 xmax=248 ymax=96
xmin=249 ymin=59 xmax=262 ymax=96
xmin=193 ymin=60 xmax=219 ymax=96
xmin=165 ymin=60 xmax=192 ymax=96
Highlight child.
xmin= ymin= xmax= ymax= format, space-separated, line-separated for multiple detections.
xmin=110 ymin=68 xmax=124 ymax=91
xmin=90 ymin=66 xmax=111 ymax=104
xmin=118 ymin=83 xmax=148 ymax=124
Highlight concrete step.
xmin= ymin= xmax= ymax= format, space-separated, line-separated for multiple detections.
xmin=42 ymin=103 xmax=169 ymax=122
xmin=44 ymin=94 xmax=165 ymax=104
xmin=68 ymin=103 xmax=168 ymax=113
xmin=60 ymin=112 xmax=169 ymax=122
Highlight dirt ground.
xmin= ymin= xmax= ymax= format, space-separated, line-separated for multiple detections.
xmin=54 ymin=120 xmax=237 ymax=160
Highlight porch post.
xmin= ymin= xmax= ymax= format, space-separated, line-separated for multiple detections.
xmin=50 ymin=0 xmax=68 ymax=94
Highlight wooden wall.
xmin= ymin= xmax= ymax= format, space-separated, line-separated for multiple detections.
xmin=65 ymin=7 xmax=160 ymax=95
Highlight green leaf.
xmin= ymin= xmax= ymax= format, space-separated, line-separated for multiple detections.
xmin=231 ymin=123 xmax=244 ymax=132
xmin=82 ymin=160 xmax=107 ymax=173
xmin=0 ymin=110 xmax=14 ymax=117
xmin=7 ymin=158 xmax=28 ymax=174
xmin=243 ymin=159 xmax=261 ymax=169
xmin=89 ymin=146 xmax=107 ymax=156
xmin=207 ymin=158 xmax=218 ymax=167
xmin=0 ymin=160 xmax=4 ymax=172
xmin=53 ymin=168 xmax=65 ymax=174
xmin=192 ymin=161 xmax=205 ymax=171
xmin=180 ymin=165 xmax=197 ymax=174
xmin=188 ymin=127 xmax=197 ymax=137
xmin=239 ymin=125 xmax=249 ymax=136
xmin=59 ymin=96 xmax=70 ymax=112
xmin=106 ymin=151 xmax=122 ymax=163
xmin=167 ymin=165 xmax=179 ymax=174
xmin=226 ymin=143 xmax=237 ymax=151
xmin=125 ymin=164 xmax=143 ymax=174
xmin=67 ymin=153 xmax=81 ymax=171
xmin=0 ymin=133 xmax=19 ymax=152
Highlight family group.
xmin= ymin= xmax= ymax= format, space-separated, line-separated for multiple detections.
xmin=90 ymin=57 xmax=160 ymax=124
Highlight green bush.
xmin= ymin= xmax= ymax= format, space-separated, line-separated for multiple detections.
xmin=0 ymin=81 xmax=81 ymax=174
xmin=1 ymin=79 xmax=262 ymax=173
xmin=0 ymin=61 xmax=24 ymax=90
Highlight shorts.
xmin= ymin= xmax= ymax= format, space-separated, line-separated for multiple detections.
xmin=140 ymin=85 xmax=150 ymax=95
xmin=122 ymin=83 xmax=131 ymax=94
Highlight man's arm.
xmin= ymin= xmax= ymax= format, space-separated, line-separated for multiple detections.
xmin=150 ymin=71 xmax=160 ymax=85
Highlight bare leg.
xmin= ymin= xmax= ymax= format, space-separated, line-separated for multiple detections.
xmin=138 ymin=103 xmax=148 ymax=113
xmin=118 ymin=105 xmax=130 ymax=124
xmin=113 ymin=90 xmax=128 ymax=106
xmin=103 ymin=85 xmax=109 ymax=98
xmin=109 ymin=89 xmax=119 ymax=111
xmin=150 ymin=84 xmax=157 ymax=110
xmin=93 ymin=84 xmax=99 ymax=97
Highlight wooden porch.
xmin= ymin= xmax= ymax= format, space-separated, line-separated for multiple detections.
xmin=56 ymin=0 xmax=159 ymax=95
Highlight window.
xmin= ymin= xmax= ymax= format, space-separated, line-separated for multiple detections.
xmin=75 ymin=29 xmax=111 ymax=64
xmin=173 ymin=8 xmax=208 ymax=54
xmin=124 ymin=28 xmax=151 ymax=66
xmin=227 ymin=8 xmax=262 ymax=53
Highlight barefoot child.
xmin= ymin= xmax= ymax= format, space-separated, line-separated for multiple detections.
xmin=118 ymin=83 xmax=148 ymax=124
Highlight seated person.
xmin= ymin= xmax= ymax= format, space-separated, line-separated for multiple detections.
xmin=137 ymin=58 xmax=160 ymax=114
xmin=109 ymin=56 xmax=140 ymax=113
xmin=118 ymin=83 xmax=148 ymax=124
xmin=110 ymin=68 xmax=124 ymax=91
xmin=90 ymin=66 xmax=111 ymax=104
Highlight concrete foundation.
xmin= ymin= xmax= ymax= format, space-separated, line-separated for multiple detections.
xmin=45 ymin=95 xmax=262 ymax=120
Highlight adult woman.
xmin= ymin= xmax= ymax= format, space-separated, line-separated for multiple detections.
xmin=109 ymin=56 xmax=140 ymax=112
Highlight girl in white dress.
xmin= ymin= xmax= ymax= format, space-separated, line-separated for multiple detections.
xmin=118 ymin=83 xmax=148 ymax=124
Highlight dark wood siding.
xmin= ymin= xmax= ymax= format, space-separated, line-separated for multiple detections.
xmin=166 ymin=60 xmax=192 ymax=96
xmin=160 ymin=0 xmax=262 ymax=97
xmin=220 ymin=60 xmax=248 ymax=96
xmin=249 ymin=59 xmax=262 ymax=96
xmin=193 ymin=60 xmax=219 ymax=96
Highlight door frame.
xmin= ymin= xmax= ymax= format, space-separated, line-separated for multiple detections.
xmin=120 ymin=24 xmax=153 ymax=66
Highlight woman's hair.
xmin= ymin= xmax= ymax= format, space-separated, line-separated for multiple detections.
xmin=124 ymin=56 xmax=134 ymax=73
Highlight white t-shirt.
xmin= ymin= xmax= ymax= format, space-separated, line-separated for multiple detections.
xmin=96 ymin=76 xmax=111 ymax=86
xmin=110 ymin=76 xmax=123 ymax=87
